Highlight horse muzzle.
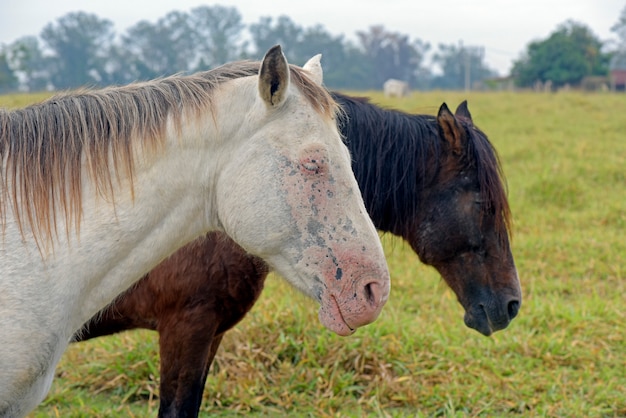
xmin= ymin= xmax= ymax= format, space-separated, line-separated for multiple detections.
xmin=318 ymin=272 xmax=390 ymax=336
xmin=464 ymin=295 xmax=521 ymax=336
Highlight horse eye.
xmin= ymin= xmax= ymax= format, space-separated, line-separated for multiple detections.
xmin=301 ymin=158 xmax=325 ymax=175
xmin=303 ymin=161 xmax=319 ymax=172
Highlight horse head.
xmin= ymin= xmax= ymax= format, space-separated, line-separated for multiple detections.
xmin=410 ymin=102 xmax=521 ymax=336
xmin=215 ymin=46 xmax=390 ymax=336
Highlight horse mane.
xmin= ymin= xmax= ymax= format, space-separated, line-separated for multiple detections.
xmin=0 ymin=60 xmax=337 ymax=248
xmin=333 ymin=93 xmax=511 ymax=241
xmin=465 ymin=119 xmax=512 ymax=241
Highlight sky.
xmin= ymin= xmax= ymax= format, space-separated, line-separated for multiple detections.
xmin=1 ymin=0 xmax=623 ymax=75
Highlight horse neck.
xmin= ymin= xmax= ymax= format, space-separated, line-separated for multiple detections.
xmin=77 ymin=89 xmax=266 ymax=317
xmin=0 ymin=86 xmax=254 ymax=336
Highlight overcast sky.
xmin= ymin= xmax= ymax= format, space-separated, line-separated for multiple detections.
xmin=1 ymin=0 xmax=623 ymax=75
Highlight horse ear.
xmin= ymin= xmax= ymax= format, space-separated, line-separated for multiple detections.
xmin=258 ymin=45 xmax=290 ymax=107
xmin=302 ymin=54 xmax=323 ymax=85
xmin=437 ymin=102 xmax=466 ymax=155
xmin=455 ymin=100 xmax=474 ymax=126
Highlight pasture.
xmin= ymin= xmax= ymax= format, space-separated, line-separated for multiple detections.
xmin=2 ymin=90 xmax=623 ymax=417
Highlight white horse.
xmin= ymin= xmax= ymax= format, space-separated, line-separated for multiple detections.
xmin=0 ymin=46 xmax=390 ymax=417
xmin=383 ymin=79 xmax=410 ymax=98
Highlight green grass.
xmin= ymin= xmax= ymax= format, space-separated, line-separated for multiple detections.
xmin=2 ymin=90 xmax=625 ymax=417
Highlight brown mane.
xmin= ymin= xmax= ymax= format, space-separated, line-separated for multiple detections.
xmin=0 ymin=61 xmax=337 ymax=248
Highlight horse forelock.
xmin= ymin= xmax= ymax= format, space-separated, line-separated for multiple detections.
xmin=0 ymin=59 xmax=336 ymax=250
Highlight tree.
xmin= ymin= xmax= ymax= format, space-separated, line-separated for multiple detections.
xmin=99 ymin=43 xmax=140 ymax=86
xmin=248 ymin=15 xmax=305 ymax=61
xmin=330 ymin=42 xmax=374 ymax=90
xmin=512 ymin=20 xmax=609 ymax=88
xmin=295 ymin=25 xmax=352 ymax=88
xmin=247 ymin=16 xmax=355 ymax=88
xmin=431 ymin=42 xmax=497 ymax=90
xmin=189 ymin=5 xmax=246 ymax=69
xmin=356 ymin=25 xmax=430 ymax=89
xmin=121 ymin=11 xmax=195 ymax=80
xmin=0 ymin=47 xmax=18 ymax=93
xmin=5 ymin=36 xmax=49 ymax=91
xmin=40 ymin=12 xmax=115 ymax=89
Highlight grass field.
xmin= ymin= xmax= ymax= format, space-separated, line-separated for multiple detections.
xmin=2 ymin=89 xmax=625 ymax=417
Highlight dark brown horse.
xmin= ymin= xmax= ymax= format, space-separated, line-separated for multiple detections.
xmin=76 ymin=92 xmax=521 ymax=418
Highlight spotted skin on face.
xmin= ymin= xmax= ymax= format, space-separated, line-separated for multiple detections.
xmin=279 ymin=143 xmax=389 ymax=335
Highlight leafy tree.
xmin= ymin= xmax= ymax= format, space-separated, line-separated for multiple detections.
xmin=99 ymin=43 xmax=141 ymax=86
xmin=189 ymin=5 xmax=246 ymax=69
xmin=431 ymin=43 xmax=497 ymax=90
xmin=247 ymin=16 xmax=354 ymax=88
xmin=5 ymin=36 xmax=49 ymax=91
xmin=40 ymin=12 xmax=115 ymax=89
xmin=248 ymin=15 xmax=305 ymax=61
xmin=0 ymin=47 xmax=18 ymax=93
xmin=121 ymin=11 xmax=195 ymax=80
xmin=332 ymin=42 xmax=376 ymax=90
xmin=512 ymin=20 xmax=609 ymax=88
xmin=356 ymin=25 xmax=430 ymax=89
xmin=287 ymin=24 xmax=353 ymax=88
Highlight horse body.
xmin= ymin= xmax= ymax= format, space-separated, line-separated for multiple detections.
xmin=76 ymin=92 xmax=521 ymax=417
xmin=0 ymin=47 xmax=390 ymax=417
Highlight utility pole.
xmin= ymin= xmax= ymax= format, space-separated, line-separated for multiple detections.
xmin=459 ymin=41 xmax=485 ymax=92
xmin=464 ymin=47 xmax=470 ymax=92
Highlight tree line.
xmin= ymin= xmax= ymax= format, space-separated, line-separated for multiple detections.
xmin=0 ymin=5 xmax=496 ymax=92
xmin=0 ymin=4 xmax=622 ymax=93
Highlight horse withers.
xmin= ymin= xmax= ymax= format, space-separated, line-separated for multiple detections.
xmin=77 ymin=92 xmax=521 ymax=417
xmin=0 ymin=47 xmax=389 ymax=417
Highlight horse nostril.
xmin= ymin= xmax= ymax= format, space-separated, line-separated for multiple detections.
xmin=364 ymin=282 xmax=374 ymax=303
xmin=362 ymin=281 xmax=385 ymax=306
xmin=508 ymin=299 xmax=520 ymax=320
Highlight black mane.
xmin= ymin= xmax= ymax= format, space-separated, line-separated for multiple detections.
xmin=332 ymin=92 xmax=510 ymax=239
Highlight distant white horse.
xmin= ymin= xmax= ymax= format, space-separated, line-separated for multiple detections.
xmin=0 ymin=46 xmax=390 ymax=417
xmin=383 ymin=79 xmax=410 ymax=97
